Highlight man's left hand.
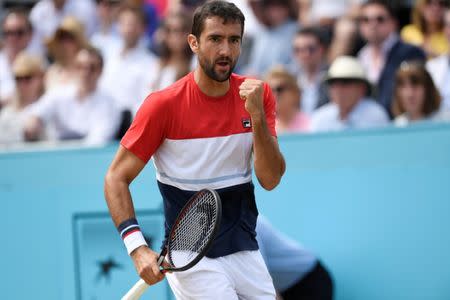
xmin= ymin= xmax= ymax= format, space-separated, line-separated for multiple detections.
xmin=239 ymin=79 xmax=265 ymax=118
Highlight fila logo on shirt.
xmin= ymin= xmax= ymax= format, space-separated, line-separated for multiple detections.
xmin=242 ymin=118 xmax=252 ymax=128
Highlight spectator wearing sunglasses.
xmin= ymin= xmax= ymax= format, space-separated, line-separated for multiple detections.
xmin=0 ymin=8 xmax=41 ymax=103
xmin=426 ymin=8 xmax=450 ymax=111
xmin=265 ymin=66 xmax=309 ymax=134
xmin=0 ymin=53 xmax=46 ymax=144
xmin=401 ymin=0 xmax=449 ymax=59
xmin=291 ymin=27 xmax=329 ymax=116
xmin=24 ymin=46 xmax=120 ymax=145
xmin=311 ymin=56 xmax=389 ymax=132
xmin=45 ymin=16 xmax=88 ymax=91
xmin=393 ymin=61 xmax=450 ymax=127
xmin=357 ymin=0 xmax=426 ymax=117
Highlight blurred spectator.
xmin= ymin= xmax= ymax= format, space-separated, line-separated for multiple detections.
xmin=265 ymin=66 xmax=309 ymax=134
xmin=328 ymin=16 xmax=362 ymax=62
xmin=0 ymin=53 xmax=46 ymax=144
xmin=30 ymin=0 xmax=97 ymax=42
xmin=45 ymin=17 xmax=88 ymax=91
xmin=426 ymin=8 xmax=450 ymax=111
xmin=0 ymin=8 xmax=39 ymax=103
xmin=358 ymin=0 xmax=426 ymax=117
xmin=256 ymin=215 xmax=333 ymax=300
xmin=148 ymin=11 xmax=193 ymax=92
xmin=245 ymin=0 xmax=298 ymax=77
xmin=100 ymin=5 xmax=157 ymax=113
xmin=392 ymin=61 xmax=449 ymax=126
xmin=401 ymin=0 xmax=449 ymax=58
xmin=291 ymin=27 xmax=329 ymax=115
xmin=90 ymin=0 xmax=122 ymax=57
xmin=311 ymin=56 xmax=389 ymax=132
xmin=24 ymin=46 xmax=120 ymax=145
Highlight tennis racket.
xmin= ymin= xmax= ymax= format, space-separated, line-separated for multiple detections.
xmin=122 ymin=188 xmax=222 ymax=300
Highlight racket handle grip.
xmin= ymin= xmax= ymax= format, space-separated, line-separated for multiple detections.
xmin=121 ymin=279 xmax=149 ymax=300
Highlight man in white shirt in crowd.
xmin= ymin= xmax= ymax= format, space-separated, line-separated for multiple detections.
xmin=291 ymin=26 xmax=329 ymax=115
xmin=311 ymin=56 xmax=389 ymax=132
xmin=100 ymin=5 xmax=157 ymax=114
xmin=1 ymin=8 xmax=42 ymax=103
xmin=426 ymin=8 xmax=450 ymax=111
xmin=30 ymin=0 xmax=97 ymax=42
xmin=90 ymin=0 xmax=122 ymax=57
xmin=24 ymin=46 xmax=120 ymax=145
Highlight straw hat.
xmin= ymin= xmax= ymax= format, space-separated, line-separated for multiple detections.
xmin=325 ymin=56 xmax=369 ymax=84
xmin=46 ymin=16 xmax=87 ymax=52
xmin=12 ymin=52 xmax=46 ymax=77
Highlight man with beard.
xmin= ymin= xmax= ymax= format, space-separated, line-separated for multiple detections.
xmin=104 ymin=1 xmax=285 ymax=299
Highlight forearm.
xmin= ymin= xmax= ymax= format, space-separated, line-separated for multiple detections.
xmin=252 ymin=114 xmax=285 ymax=190
xmin=104 ymin=170 xmax=137 ymax=227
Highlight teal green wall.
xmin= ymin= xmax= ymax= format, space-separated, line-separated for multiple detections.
xmin=2 ymin=123 xmax=450 ymax=300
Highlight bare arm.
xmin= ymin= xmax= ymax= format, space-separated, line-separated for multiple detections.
xmin=239 ymin=79 xmax=286 ymax=190
xmin=104 ymin=145 xmax=166 ymax=285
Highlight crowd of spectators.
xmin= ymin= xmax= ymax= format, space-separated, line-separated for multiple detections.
xmin=1 ymin=0 xmax=450 ymax=146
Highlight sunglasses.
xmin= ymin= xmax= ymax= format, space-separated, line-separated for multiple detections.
xmin=56 ymin=31 xmax=76 ymax=41
xmin=76 ymin=63 xmax=100 ymax=73
xmin=426 ymin=0 xmax=447 ymax=6
xmin=360 ymin=15 xmax=389 ymax=24
xmin=3 ymin=28 xmax=28 ymax=38
xmin=15 ymin=75 xmax=34 ymax=82
xmin=293 ymin=45 xmax=318 ymax=55
xmin=272 ymin=85 xmax=289 ymax=94
xmin=328 ymin=78 xmax=362 ymax=85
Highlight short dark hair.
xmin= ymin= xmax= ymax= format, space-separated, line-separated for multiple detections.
xmin=2 ymin=7 xmax=33 ymax=32
xmin=191 ymin=0 xmax=245 ymax=38
xmin=80 ymin=45 xmax=104 ymax=70
xmin=361 ymin=0 xmax=396 ymax=18
xmin=296 ymin=26 xmax=328 ymax=47
xmin=119 ymin=5 xmax=148 ymax=27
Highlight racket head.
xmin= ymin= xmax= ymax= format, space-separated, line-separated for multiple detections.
xmin=161 ymin=188 xmax=222 ymax=272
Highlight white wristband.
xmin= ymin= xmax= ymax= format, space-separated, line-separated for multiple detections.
xmin=123 ymin=230 xmax=148 ymax=255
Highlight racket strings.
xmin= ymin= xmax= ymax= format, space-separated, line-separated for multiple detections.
xmin=168 ymin=192 xmax=218 ymax=267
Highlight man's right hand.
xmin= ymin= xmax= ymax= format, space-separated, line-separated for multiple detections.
xmin=130 ymin=246 xmax=166 ymax=285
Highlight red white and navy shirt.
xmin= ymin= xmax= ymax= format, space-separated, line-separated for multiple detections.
xmin=121 ymin=72 xmax=276 ymax=257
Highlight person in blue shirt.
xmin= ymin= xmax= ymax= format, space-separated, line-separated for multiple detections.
xmin=256 ymin=215 xmax=333 ymax=300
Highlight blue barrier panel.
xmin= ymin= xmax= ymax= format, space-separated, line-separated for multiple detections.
xmin=2 ymin=123 xmax=450 ymax=300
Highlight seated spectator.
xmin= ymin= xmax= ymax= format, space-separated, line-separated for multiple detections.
xmin=265 ymin=66 xmax=309 ymax=134
xmin=311 ymin=56 xmax=389 ymax=132
xmin=24 ymin=46 xmax=120 ymax=145
xmin=45 ymin=16 xmax=88 ymax=91
xmin=358 ymin=0 xmax=426 ymax=117
xmin=1 ymin=8 xmax=39 ymax=103
xmin=100 ymin=5 xmax=157 ymax=113
xmin=256 ymin=215 xmax=333 ymax=300
xmin=392 ymin=61 xmax=450 ymax=126
xmin=290 ymin=27 xmax=329 ymax=115
xmin=426 ymin=8 xmax=450 ymax=111
xmin=90 ymin=0 xmax=122 ymax=58
xmin=245 ymin=0 xmax=298 ymax=77
xmin=30 ymin=0 xmax=97 ymax=43
xmin=147 ymin=10 xmax=193 ymax=93
xmin=0 ymin=53 xmax=46 ymax=144
xmin=401 ymin=0 xmax=449 ymax=58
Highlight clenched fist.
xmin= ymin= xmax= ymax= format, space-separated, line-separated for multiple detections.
xmin=239 ymin=79 xmax=265 ymax=118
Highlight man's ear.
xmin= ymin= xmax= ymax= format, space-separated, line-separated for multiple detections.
xmin=188 ymin=34 xmax=199 ymax=54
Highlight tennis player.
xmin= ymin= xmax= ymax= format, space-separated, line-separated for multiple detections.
xmin=104 ymin=1 xmax=285 ymax=298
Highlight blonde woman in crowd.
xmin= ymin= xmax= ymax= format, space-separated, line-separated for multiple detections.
xmin=401 ymin=0 xmax=449 ymax=58
xmin=45 ymin=16 xmax=87 ymax=91
xmin=392 ymin=61 xmax=450 ymax=126
xmin=0 ymin=53 xmax=46 ymax=144
xmin=265 ymin=66 xmax=309 ymax=134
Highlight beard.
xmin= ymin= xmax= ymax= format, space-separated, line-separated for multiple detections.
xmin=197 ymin=54 xmax=237 ymax=82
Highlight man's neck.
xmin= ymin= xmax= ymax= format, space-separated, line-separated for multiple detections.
xmin=194 ymin=67 xmax=230 ymax=97
xmin=77 ymin=84 xmax=96 ymax=100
